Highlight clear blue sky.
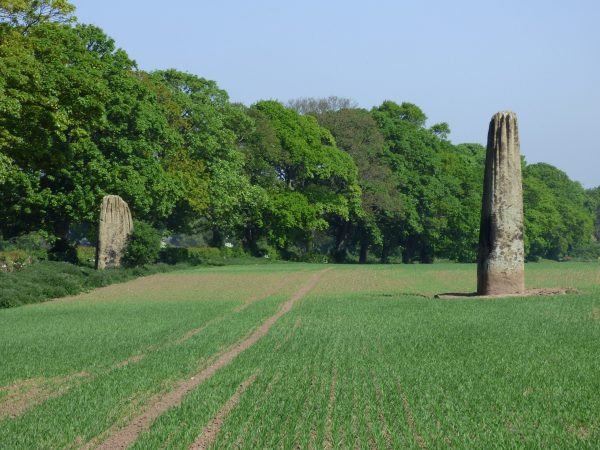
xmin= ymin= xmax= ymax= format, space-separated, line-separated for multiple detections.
xmin=70 ymin=0 xmax=599 ymax=188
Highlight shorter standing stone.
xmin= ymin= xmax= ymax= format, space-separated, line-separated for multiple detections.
xmin=477 ymin=111 xmax=525 ymax=295
xmin=96 ymin=195 xmax=133 ymax=270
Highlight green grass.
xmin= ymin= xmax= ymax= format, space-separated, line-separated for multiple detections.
xmin=0 ymin=255 xmax=285 ymax=309
xmin=0 ymin=260 xmax=182 ymax=308
xmin=1 ymin=262 xmax=598 ymax=448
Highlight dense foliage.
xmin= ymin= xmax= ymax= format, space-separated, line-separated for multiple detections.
xmin=121 ymin=221 xmax=162 ymax=268
xmin=0 ymin=0 xmax=597 ymax=264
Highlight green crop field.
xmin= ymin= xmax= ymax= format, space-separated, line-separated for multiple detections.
xmin=1 ymin=262 xmax=599 ymax=449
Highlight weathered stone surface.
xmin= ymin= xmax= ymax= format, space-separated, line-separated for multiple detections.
xmin=96 ymin=195 xmax=133 ymax=270
xmin=477 ymin=111 xmax=525 ymax=295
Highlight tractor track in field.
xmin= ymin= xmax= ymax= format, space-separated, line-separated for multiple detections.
xmin=233 ymin=272 xmax=308 ymax=312
xmin=324 ymin=367 xmax=338 ymax=449
xmin=294 ymin=368 xmax=318 ymax=449
xmin=0 ymin=352 xmax=152 ymax=422
xmin=175 ymin=272 xmax=305 ymax=345
xmin=373 ymin=374 xmax=393 ymax=450
xmin=232 ymin=371 xmax=282 ymax=449
xmin=91 ymin=268 xmax=331 ymax=450
xmin=273 ymin=317 xmax=302 ymax=352
xmin=0 ymin=272 xmax=308 ymax=424
xmin=351 ymin=381 xmax=361 ymax=450
xmin=189 ymin=371 xmax=259 ymax=449
xmin=0 ymin=372 xmax=89 ymax=420
xmin=398 ymin=382 xmax=426 ymax=450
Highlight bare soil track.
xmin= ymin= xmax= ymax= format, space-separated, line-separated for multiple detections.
xmin=189 ymin=371 xmax=259 ymax=449
xmin=398 ymin=382 xmax=426 ymax=450
xmin=435 ymin=287 xmax=579 ymax=299
xmin=1 ymin=272 xmax=309 ymax=424
xmin=0 ymin=372 xmax=88 ymax=419
xmin=93 ymin=268 xmax=331 ymax=450
xmin=324 ymin=367 xmax=337 ymax=449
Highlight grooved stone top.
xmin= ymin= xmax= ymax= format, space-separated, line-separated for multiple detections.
xmin=96 ymin=195 xmax=133 ymax=270
xmin=477 ymin=111 xmax=525 ymax=295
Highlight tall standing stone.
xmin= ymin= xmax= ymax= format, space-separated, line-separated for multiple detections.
xmin=477 ymin=111 xmax=525 ymax=295
xmin=96 ymin=195 xmax=133 ymax=270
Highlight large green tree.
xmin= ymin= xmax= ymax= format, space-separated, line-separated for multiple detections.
xmin=435 ymin=143 xmax=484 ymax=262
xmin=316 ymin=108 xmax=402 ymax=262
xmin=371 ymin=101 xmax=443 ymax=262
xmin=586 ymin=186 xmax=600 ymax=242
xmin=370 ymin=101 xmax=485 ymax=263
xmin=523 ymin=163 xmax=593 ymax=259
xmin=244 ymin=101 xmax=362 ymax=257
xmin=148 ymin=69 xmax=265 ymax=241
xmin=0 ymin=20 xmax=181 ymax=252
xmin=287 ymin=96 xmax=358 ymax=115
xmin=0 ymin=0 xmax=74 ymax=29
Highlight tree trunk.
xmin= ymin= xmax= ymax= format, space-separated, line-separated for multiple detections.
xmin=359 ymin=238 xmax=368 ymax=264
xmin=243 ymin=226 xmax=259 ymax=256
xmin=380 ymin=242 xmax=389 ymax=264
xmin=49 ymin=220 xmax=77 ymax=263
xmin=402 ymin=247 xmax=410 ymax=264
xmin=333 ymin=220 xmax=351 ymax=263
xmin=210 ymin=228 xmax=224 ymax=247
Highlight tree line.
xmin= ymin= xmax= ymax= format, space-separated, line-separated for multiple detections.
xmin=1 ymin=1 xmax=598 ymax=263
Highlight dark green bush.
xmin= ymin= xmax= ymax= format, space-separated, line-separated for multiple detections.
xmin=122 ymin=221 xmax=162 ymax=268
xmin=569 ymin=243 xmax=600 ymax=261
xmin=159 ymin=247 xmax=189 ymax=265
xmin=220 ymin=246 xmax=247 ymax=258
xmin=251 ymin=237 xmax=279 ymax=260
xmin=47 ymin=235 xmax=78 ymax=263
xmin=0 ymin=230 xmax=55 ymax=254
xmin=188 ymin=247 xmax=221 ymax=264
xmin=0 ymin=231 xmax=53 ymax=269
xmin=300 ymin=252 xmax=329 ymax=264
xmin=0 ymin=250 xmax=34 ymax=272
xmin=76 ymin=246 xmax=97 ymax=267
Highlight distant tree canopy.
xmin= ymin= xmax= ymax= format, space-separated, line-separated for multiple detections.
xmin=523 ymin=163 xmax=593 ymax=260
xmin=0 ymin=0 xmax=75 ymax=29
xmin=243 ymin=100 xmax=361 ymax=258
xmin=287 ymin=96 xmax=358 ymax=115
xmin=315 ymin=108 xmax=399 ymax=262
xmin=368 ymin=101 xmax=484 ymax=263
xmin=0 ymin=1 xmax=597 ymax=262
xmin=147 ymin=69 xmax=264 ymax=241
xmin=586 ymin=186 xmax=600 ymax=242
